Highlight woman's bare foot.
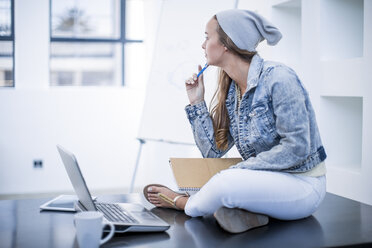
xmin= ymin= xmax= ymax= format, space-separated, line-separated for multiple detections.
xmin=145 ymin=185 xmax=189 ymax=210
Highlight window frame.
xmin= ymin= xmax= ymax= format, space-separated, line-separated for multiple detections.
xmin=0 ymin=0 xmax=15 ymax=87
xmin=49 ymin=0 xmax=143 ymax=86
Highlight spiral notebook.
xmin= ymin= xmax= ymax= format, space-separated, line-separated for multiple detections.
xmin=169 ymin=158 xmax=242 ymax=193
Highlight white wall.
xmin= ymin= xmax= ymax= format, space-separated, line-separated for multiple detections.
xmin=0 ymin=0 xmax=147 ymax=195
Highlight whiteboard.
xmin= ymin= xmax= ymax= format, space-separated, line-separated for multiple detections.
xmin=138 ymin=0 xmax=234 ymax=144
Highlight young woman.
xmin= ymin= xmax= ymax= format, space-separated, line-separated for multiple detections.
xmin=144 ymin=9 xmax=326 ymax=233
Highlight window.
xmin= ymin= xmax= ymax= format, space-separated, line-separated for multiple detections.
xmin=50 ymin=0 xmax=144 ymax=86
xmin=0 ymin=0 xmax=14 ymax=87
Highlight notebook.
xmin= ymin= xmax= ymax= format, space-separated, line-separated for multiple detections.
xmin=169 ymin=158 xmax=242 ymax=193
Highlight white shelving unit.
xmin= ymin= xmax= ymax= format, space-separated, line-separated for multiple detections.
xmin=238 ymin=0 xmax=372 ymax=205
xmin=317 ymin=0 xmax=370 ymax=205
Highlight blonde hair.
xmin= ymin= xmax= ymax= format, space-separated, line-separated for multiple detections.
xmin=210 ymin=15 xmax=256 ymax=150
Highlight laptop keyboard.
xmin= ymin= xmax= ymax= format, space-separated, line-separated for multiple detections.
xmin=96 ymin=203 xmax=138 ymax=224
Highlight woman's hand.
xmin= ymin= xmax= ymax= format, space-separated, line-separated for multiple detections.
xmin=185 ymin=65 xmax=205 ymax=105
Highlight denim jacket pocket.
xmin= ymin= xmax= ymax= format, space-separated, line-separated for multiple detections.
xmin=249 ymin=102 xmax=279 ymax=150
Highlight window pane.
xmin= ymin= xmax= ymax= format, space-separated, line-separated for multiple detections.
xmin=0 ymin=0 xmax=11 ymax=36
xmin=125 ymin=0 xmax=145 ymax=40
xmin=50 ymin=43 xmax=122 ymax=86
xmin=51 ymin=0 xmax=120 ymax=39
xmin=0 ymin=41 xmax=13 ymax=86
xmin=124 ymin=42 xmax=146 ymax=88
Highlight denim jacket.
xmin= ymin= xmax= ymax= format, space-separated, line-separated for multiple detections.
xmin=185 ymin=54 xmax=326 ymax=173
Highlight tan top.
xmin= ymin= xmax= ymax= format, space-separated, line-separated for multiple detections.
xmin=292 ymin=161 xmax=326 ymax=177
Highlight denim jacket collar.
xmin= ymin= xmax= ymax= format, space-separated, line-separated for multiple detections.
xmin=246 ymin=54 xmax=264 ymax=92
xmin=226 ymin=54 xmax=264 ymax=106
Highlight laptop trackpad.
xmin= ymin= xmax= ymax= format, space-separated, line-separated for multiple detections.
xmin=117 ymin=203 xmax=162 ymax=222
xmin=132 ymin=211 xmax=160 ymax=221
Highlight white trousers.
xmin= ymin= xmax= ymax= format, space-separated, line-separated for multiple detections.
xmin=184 ymin=169 xmax=326 ymax=220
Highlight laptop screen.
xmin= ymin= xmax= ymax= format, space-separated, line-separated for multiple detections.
xmin=57 ymin=145 xmax=97 ymax=211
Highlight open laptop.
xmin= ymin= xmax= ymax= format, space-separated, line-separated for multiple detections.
xmin=56 ymin=145 xmax=170 ymax=233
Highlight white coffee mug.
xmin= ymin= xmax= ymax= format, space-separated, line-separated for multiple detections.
xmin=74 ymin=211 xmax=115 ymax=248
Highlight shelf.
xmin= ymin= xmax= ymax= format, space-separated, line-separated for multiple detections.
xmin=327 ymin=164 xmax=362 ymax=175
xmin=270 ymin=0 xmax=300 ymax=8
xmin=326 ymin=165 xmax=364 ymax=203
xmin=319 ymin=96 xmax=363 ymax=171
xmin=320 ymin=58 xmax=364 ymax=97
xmin=320 ymin=0 xmax=364 ymax=60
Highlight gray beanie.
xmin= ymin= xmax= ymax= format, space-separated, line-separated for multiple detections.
xmin=216 ymin=9 xmax=282 ymax=52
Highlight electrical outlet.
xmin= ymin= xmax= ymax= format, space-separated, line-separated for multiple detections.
xmin=33 ymin=159 xmax=43 ymax=169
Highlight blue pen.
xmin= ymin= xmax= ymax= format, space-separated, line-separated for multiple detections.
xmin=197 ymin=63 xmax=209 ymax=78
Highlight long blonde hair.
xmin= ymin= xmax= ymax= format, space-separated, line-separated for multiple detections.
xmin=210 ymin=15 xmax=256 ymax=150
